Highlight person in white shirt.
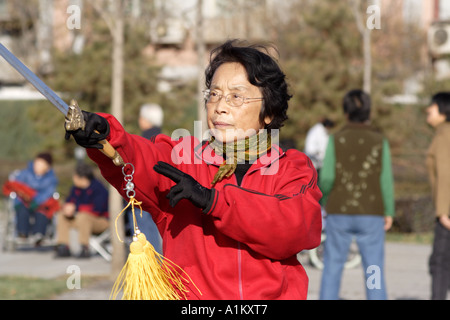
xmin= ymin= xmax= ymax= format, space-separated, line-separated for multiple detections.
xmin=304 ymin=118 xmax=335 ymax=173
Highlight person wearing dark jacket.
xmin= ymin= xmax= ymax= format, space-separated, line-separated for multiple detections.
xmin=65 ymin=40 xmax=322 ymax=299
xmin=55 ymin=163 xmax=109 ymax=258
xmin=139 ymin=103 xmax=163 ymax=139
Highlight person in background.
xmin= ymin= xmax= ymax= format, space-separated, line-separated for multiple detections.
xmin=11 ymin=152 xmax=58 ymax=246
xmin=304 ymin=117 xmax=335 ymax=175
xmin=319 ymin=89 xmax=395 ymax=300
xmin=139 ymin=103 xmax=164 ymax=139
xmin=55 ymin=162 xmax=109 ymax=258
xmin=125 ymin=103 xmax=164 ymax=254
xmin=304 ymin=118 xmax=335 ymax=233
xmin=426 ymin=92 xmax=450 ymax=300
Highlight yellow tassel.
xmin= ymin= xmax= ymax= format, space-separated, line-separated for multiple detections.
xmin=110 ymin=196 xmax=201 ymax=300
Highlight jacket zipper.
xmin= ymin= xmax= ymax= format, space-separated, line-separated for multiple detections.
xmin=232 ymin=153 xmax=287 ymax=300
xmin=232 ymin=173 xmax=244 ymax=300
xmin=237 ymin=241 xmax=243 ymax=300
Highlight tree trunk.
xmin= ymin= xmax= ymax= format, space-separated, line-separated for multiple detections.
xmin=196 ymin=0 xmax=207 ymax=140
xmin=109 ymin=0 xmax=126 ymax=279
xmin=362 ymin=28 xmax=372 ymax=94
xmin=350 ymin=0 xmax=372 ymax=94
xmin=37 ymin=0 xmax=53 ymax=74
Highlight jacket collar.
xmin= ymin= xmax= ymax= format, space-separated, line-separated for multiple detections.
xmin=435 ymin=121 xmax=450 ymax=134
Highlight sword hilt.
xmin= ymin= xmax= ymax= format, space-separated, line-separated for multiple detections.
xmin=97 ymin=138 xmax=124 ymax=166
xmin=65 ymin=99 xmax=124 ymax=167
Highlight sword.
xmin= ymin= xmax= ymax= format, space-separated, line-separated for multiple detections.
xmin=0 ymin=42 xmax=124 ymax=166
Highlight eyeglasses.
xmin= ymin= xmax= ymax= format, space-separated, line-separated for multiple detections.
xmin=203 ymin=89 xmax=263 ymax=108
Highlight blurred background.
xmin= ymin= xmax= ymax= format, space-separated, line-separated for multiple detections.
xmin=0 ymin=0 xmax=449 ymax=236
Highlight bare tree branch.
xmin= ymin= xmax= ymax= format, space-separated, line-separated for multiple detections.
xmin=91 ymin=0 xmax=115 ymax=35
xmin=350 ymin=0 xmax=365 ymax=35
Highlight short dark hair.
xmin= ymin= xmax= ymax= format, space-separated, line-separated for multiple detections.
xmin=321 ymin=118 xmax=335 ymax=128
xmin=205 ymin=39 xmax=291 ymax=130
xmin=343 ymin=89 xmax=371 ymax=123
xmin=36 ymin=152 xmax=53 ymax=166
xmin=431 ymin=92 xmax=450 ymax=121
xmin=75 ymin=162 xmax=94 ymax=181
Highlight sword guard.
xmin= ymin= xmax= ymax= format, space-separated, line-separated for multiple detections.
xmin=64 ymin=99 xmax=124 ymax=167
xmin=64 ymin=99 xmax=86 ymax=131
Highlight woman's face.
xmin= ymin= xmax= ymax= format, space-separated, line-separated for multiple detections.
xmin=426 ymin=103 xmax=446 ymax=128
xmin=206 ymin=62 xmax=272 ymax=143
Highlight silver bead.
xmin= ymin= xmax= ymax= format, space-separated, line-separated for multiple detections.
xmin=125 ymin=181 xmax=134 ymax=191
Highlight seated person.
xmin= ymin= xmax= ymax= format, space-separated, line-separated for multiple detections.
xmin=55 ymin=162 xmax=109 ymax=258
xmin=8 ymin=152 xmax=58 ymax=246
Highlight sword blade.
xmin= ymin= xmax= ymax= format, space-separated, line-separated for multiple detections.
xmin=0 ymin=43 xmax=68 ymax=115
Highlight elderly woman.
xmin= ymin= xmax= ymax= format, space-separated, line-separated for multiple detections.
xmin=66 ymin=40 xmax=322 ymax=300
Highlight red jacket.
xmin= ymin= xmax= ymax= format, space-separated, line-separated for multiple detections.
xmin=87 ymin=113 xmax=322 ymax=300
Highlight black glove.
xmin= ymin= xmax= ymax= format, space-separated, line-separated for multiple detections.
xmin=65 ymin=111 xmax=110 ymax=149
xmin=153 ymin=161 xmax=214 ymax=210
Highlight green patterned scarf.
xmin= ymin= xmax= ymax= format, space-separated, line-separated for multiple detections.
xmin=209 ymin=131 xmax=271 ymax=185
